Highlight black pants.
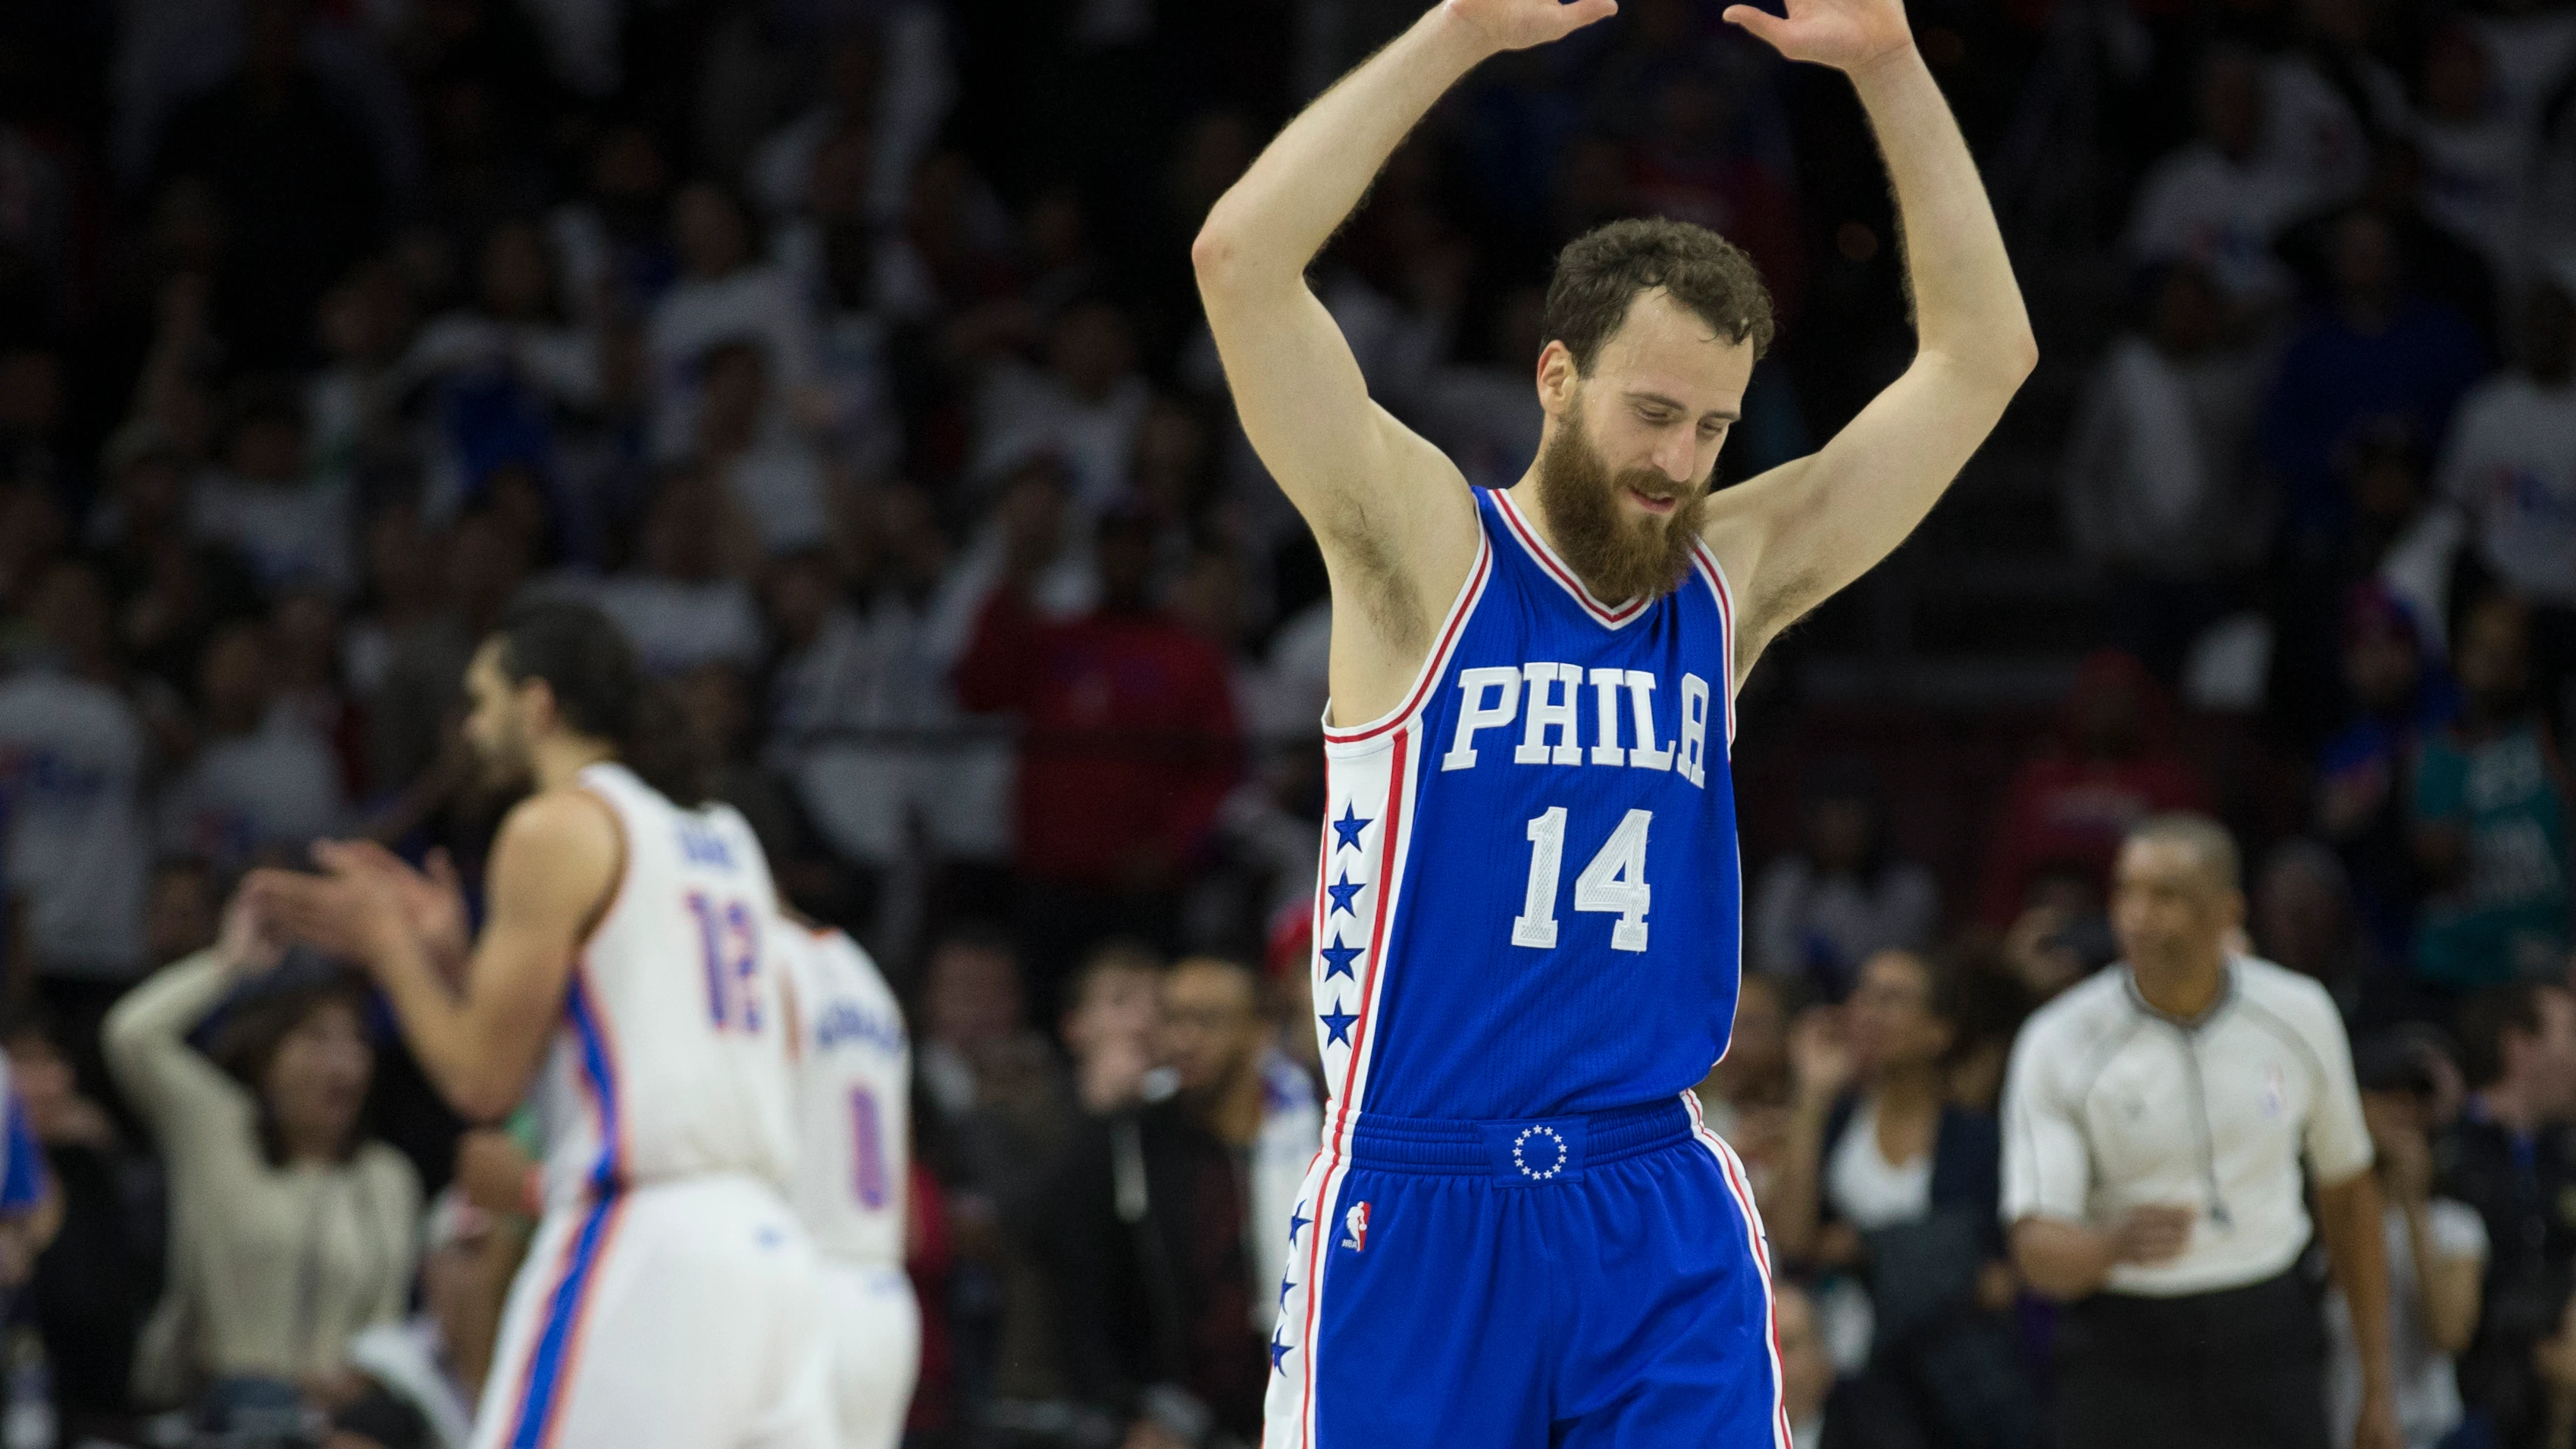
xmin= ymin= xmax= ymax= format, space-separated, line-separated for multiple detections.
xmin=2052 ymin=1269 xmax=2328 ymax=1449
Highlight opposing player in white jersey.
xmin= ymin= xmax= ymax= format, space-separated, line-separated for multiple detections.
xmin=774 ymin=918 xmax=919 ymax=1449
xmin=252 ymin=600 xmax=832 ymax=1449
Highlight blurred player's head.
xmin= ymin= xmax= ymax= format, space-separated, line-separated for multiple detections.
xmin=1534 ymin=220 xmax=1770 ymax=603
xmin=469 ymin=600 xmax=644 ymax=793
xmin=1162 ymin=956 xmax=1266 ymax=1103
xmin=2111 ymin=813 xmax=2245 ymax=984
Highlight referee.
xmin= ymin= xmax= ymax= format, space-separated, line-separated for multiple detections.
xmin=2002 ymin=814 xmax=2399 ymax=1449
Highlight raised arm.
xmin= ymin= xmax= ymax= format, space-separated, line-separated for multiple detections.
xmin=1703 ymin=0 xmax=2037 ymax=677
xmin=252 ymin=791 xmax=620 ymax=1121
xmin=1193 ymin=0 xmax=1609 ymax=719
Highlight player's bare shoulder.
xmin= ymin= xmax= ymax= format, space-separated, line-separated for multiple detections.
xmin=490 ymin=786 xmax=624 ymax=919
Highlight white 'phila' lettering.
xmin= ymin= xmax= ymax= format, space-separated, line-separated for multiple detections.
xmin=1442 ymin=661 xmax=1708 ymax=787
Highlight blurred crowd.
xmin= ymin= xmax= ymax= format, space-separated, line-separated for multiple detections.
xmin=0 ymin=0 xmax=2565 ymax=1446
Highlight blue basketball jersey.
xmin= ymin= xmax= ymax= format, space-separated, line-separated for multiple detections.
xmin=1310 ymin=487 xmax=1742 ymax=1133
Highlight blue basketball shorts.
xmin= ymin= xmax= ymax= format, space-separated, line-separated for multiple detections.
xmin=1262 ymin=1093 xmax=1789 ymax=1448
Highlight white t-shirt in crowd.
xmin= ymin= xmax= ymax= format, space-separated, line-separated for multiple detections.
xmin=2001 ymin=957 xmax=2374 ymax=1297
xmin=559 ymin=574 xmax=765 ymax=678
xmin=2436 ymin=373 xmax=2576 ymax=606
xmin=190 ymin=472 xmax=355 ymax=595
xmin=2327 ymin=1198 xmax=2487 ymax=1449
xmin=1828 ymin=1096 xmax=1936 ymax=1232
xmin=158 ymin=706 xmax=346 ymax=872
xmin=0 ymin=668 xmax=149 ymax=977
xmin=645 ymin=265 xmax=816 ymax=458
xmin=716 ymin=439 xmax=829 ymax=556
xmin=2126 ymin=144 xmax=2312 ymax=301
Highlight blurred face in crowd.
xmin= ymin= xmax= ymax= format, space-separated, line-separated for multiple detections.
xmin=2343 ymin=619 xmax=2418 ymax=713
xmin=2197 ymin=48 xmax=2266 ymax=161
xmin=2501 ymin=988 xmax=2576 ymax=1119
xmin=696 ymin=343 xmax=769 ymax=448
xmin=2455 ymin=596 xmax=2532 ymax=718
xmin=2111 ymin=835 xmax=2244 ymax=986
xmin=227 ymin=408 xmax=307 ymax=484
xmin=1063 ymin=958 xmax=1163 ymax=1069
xmin=478 ymin=223 xmax=556 ymax=323
xmin=762 ymin=552 xmax=841 ymax=650
xmin=1846 ymin=951 xmax=1952 ymax=1079
xmin=199 ymin=623 xmax=274 ymax=734
xmin=2252 ymin=851 xmax=2350 ymax=981
xmin=675 ymin=662 xmax=753 ymax=768
xmin=2329 ymin=212 xmax=2400 ymax=314
xmin=1047 ymin=302 xmax=1137 ymax=403
xmin=1804 ymin=793 xmax=1876 ymax=876
xmin=1161 ymin=959 xmax=1266 ymax=1099
xmin=1095 ymin=514 xmax=1157 ymax=613
xmin=3 ymin=1033 xmax=78 ymax=1144
xmin=924 ymin=940 xmax=1025 ymax=1050
xmin=2148 ymin=264 xmax=2224 ymax=356
xmin=265 ymin=997 xmax=374 ymax=1160
xmin=1536 ymin=290 xmax=1747 ymax=605
xmin=1773 ymin=1282 xmax=1833 ymax=1426
xmin=29 ymin=562 xmax=113 ymax=671
xmin=673 ymin=184 xmax=751 ymax=280
xmin=1714 ymin=972 xmax=1789 ymax=1102
xmin=147 ymin=863 xmax=221 ymax=966
xmin=461 ymin=639 xmax=541 ymax=793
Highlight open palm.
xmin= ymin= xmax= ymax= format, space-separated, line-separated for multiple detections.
xmin=1722 ymin=0 xmax=1914 ymax=71
xmin=1442 ymin=0 xmax=1621 ymax=52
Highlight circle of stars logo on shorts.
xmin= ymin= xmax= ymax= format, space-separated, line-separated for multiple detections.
xmin=1512 ymin=1125 xmax=1570 ymax=1181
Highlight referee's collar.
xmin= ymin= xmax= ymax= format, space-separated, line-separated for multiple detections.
xmin=2117 ymin=956 xmax=2242 ymax=1032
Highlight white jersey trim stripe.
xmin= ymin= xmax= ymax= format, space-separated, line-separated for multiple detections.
xmin=1683 ymin=1091 xmax=1792 ymax=1449
xmin=1689 ymin=540 xmax=1739 ymax=746
xmin=1322 ymin=525 xmax=1493 ymax=746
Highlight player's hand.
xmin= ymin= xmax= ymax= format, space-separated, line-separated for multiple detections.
xmin=1438 ymin=0 xmax=1620 ymax=55
xmin=1723 ymin=0 xmax=1914 ymax=75
xmin=312 ymin=840 xmax=471 ymax=981
xmin=2109 ymin=1204 xmax=2193 ymax=1266
xmin=455 ymin=1128 xmax=537 ymax=1217
xmin=246 ymin=856 xmax=410 ymax=969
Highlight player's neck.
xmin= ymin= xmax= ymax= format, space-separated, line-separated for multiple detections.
xmin=2128 ymin=951 xmax=2229 ymax=1024
xmin=529 ymin=734 xmax=619 ymax=793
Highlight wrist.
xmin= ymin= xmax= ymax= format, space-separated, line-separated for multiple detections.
xmin=1426 ymin=2 xmax=1510 ymax=64
xmin=1843 ymin=37 xmax=1926 ymax=87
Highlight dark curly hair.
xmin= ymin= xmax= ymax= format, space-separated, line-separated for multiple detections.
xmin=1543 ymin=218 xmax=1776 ymax=375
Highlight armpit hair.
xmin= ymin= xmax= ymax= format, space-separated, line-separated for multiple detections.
xmin=1319 ymin=496 xmax=1430 ymax=661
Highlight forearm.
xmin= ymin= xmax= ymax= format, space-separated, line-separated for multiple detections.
xmin=374 ymin=937 xmax=509 ymax=1121
xmin=1846 ymin=47 xmax=2033 ymax=371
xmin=1771 ymin=1097 xmax=1832 ymax=1260
xmin=2010 ymin=1217 xmax=2117 ymax=1301
xmin=2321 ymin=1175 xmax=2396 ymax=1393
xmin=1197 ymin=8 xmax=1491 ymax=282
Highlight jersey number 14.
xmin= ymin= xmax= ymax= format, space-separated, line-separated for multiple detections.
xmin=1512 ymin=807 xmax=1652 ymax=953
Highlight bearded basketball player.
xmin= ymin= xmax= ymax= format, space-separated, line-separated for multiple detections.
xmin=1193 ymin=0 xmax=2036 ymax=1443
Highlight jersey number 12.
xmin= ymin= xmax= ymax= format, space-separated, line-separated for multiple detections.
xmin=1512 ymin=807 xmax=1652 ymax=953
xmin=687 ymin=893 xmax=764 ymax=1033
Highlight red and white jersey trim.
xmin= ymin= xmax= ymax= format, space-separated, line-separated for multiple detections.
xmin=1321 ymin=525 xmax=1493 ymax=747
xmin=1490 ymin=488 xmax=1650 ymax=628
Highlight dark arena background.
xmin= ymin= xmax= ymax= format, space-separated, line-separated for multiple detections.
xmin=0 ymin=0 xmax=2565 ymax=1447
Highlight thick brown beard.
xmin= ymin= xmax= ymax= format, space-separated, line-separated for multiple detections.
xmin=1532 ymin=405 xmax=1710 ymax=604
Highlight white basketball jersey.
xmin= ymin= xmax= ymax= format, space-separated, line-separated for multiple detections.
xmin=777 ymin=923 xmax=911 ymax=1266
xmin=530 ymin=762 xmax=798 ymax=1209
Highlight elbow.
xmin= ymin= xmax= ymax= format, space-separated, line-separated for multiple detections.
xmin=2002 ymin=329 xmax=2041 ymax=386
xmin=1191 ymin=221 xmax=1242 ymax=288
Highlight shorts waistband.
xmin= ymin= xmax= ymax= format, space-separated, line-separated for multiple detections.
xmin=1344 ymin=1098 xmax=1697 ymax=1182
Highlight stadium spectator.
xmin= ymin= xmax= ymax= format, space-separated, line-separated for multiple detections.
xmin=1771 ymin=950 xmax=2030 ymax=1447
xmin=1037 ymin=956 xmax=1285 ymax=1447
xmin=646 ymin=180 xmax=815 ymax=459
xmin=2259 ymin=208 xmax=2485 ymax=552
xmin=2437 ymin=982 xmax=2576 ymax=1445
xmin=2437 ymin=271 xmax=2576 ymax=744
xmin=6 ymin=1009 xmax=155 ymax=1445
xmin=2326 ymin=1034 xmax=2486 ymax=1449
xmin=1750 ymin=773 xmax=1939 ymax=999
xmin=2411 ymin=592 xmax=2571 ymax=991
xmin=1977 ymin=650 xmax=2212 ymax=924
xmin=158 ymin=618 xmax=347 ymax=875
xmin=1776 ymin=1276 xmax=1924 ymax=1449
xmin=2060 ymin=260 xmax=2270 ymax=678
xmin=2124 ymin=45 xmax=2306 ymax=310
xmin=104 ymin=889 xmax=420 ymax=1419
xmin=568 ymin=466 xmax=764 ymax=678
xmin=2317 ymin=584 xmax=2458 ymax=960
xmin=2002 ymin=814 xmax=2395 ymax=1449
xmin=1058 ymin=938 xmax=1167 ymax=1116
xmin=955 ymin=499 xmax=1241 ymax=1007
xmin=189 ymin=380 xmax=354 ymax=596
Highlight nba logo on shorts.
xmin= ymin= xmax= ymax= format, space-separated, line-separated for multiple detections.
xmin=1342 ymin=1202 xmax=1370 ymax=1252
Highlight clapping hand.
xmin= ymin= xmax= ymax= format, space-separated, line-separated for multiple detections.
xmin=311 ymin=840 xmax=473 ymax=982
